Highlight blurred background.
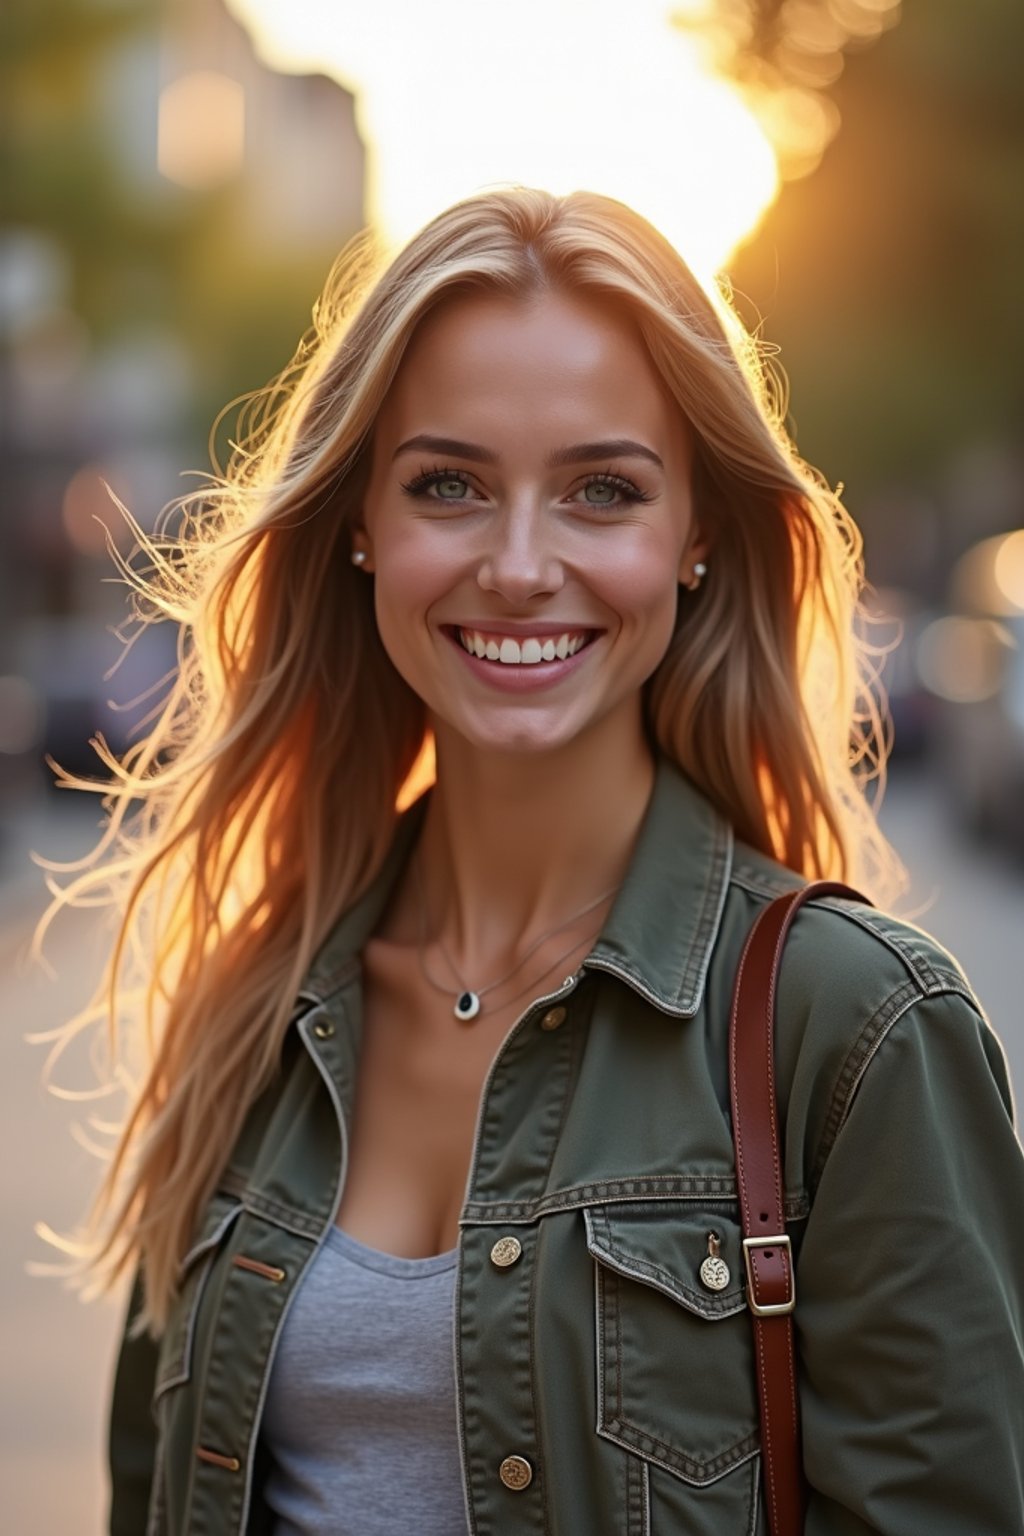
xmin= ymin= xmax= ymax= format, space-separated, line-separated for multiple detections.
xmin=2 ymin=1 xmax=1022 ymax=1530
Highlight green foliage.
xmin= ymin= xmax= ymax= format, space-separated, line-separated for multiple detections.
xmin=729 ymin=0 xmax=1023 ymax=507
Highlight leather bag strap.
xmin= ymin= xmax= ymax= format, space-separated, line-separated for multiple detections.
xmin=728 ymin=878 xmax=872 ymax=1536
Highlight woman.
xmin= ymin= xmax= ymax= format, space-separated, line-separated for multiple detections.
xmin=50 ymin=188 xmax=1021 ymax=1533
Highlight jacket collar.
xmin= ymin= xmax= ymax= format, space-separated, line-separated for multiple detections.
xmin=301 ymin=753 xmax=733 ymax=1019
xmin=581 ymin=755 xmax=733 ymax=1015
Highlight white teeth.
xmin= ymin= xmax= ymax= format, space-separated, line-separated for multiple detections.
xmin=456 ymin=628 xmax=593 ymax=665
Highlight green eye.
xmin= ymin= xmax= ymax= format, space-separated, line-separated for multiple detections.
xmin=584 ymin=481 xmax=617 ymax=504
xmin=574 ymin=473 xmax=651 ymax=509
xmin=436 ymin=478 xmax=469 ymax=499
xmin=400 ymin=467 xmax=474 ymax=502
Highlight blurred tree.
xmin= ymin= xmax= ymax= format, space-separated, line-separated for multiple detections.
xmin=721 ymin=0 xmax=1023 ymax=544
xmin=1 ymin=0 xmax=363 ymax=446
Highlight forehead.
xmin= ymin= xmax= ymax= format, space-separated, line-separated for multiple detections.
xmin=375 ymin=287 xmax=689 ymax=456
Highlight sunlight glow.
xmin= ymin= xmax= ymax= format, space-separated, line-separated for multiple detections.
xmin=225 ymin=0 xmax=779 ymax=281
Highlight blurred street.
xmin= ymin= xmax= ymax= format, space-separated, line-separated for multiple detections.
xmin=4 ymin=1 xmax=1023 ymax=1529
xmin=2 ymin=762 xmax=1021 ymax=1536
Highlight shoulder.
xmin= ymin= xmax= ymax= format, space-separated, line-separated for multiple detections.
xmin=728 ymin=837 xmax=977 ymax=1004
xmin=722 ymin=838 xmax=1010 ymax=1197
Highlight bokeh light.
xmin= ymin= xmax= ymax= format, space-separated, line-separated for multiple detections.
xmin=61 ymin=466 xmax=128 ymax=558
xmin=994 ymin=530 xmax=1024 ymax=615
xmin=916 ymin=616 xmax=1013 ymax=704
xmin=674 ymin=0 xmax=902 ymax=178
xmin=951 ymin=530 xmax=1024 ymax=619
xmin=158 ymin=69 xmax=246 ymax=190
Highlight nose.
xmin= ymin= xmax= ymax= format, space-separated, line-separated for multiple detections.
xmin=475 ymin=501 xmax=565 ymax=604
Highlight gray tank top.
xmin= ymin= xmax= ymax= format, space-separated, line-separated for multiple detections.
xmin=260 ymin=1223 xmax=468 ymax=1534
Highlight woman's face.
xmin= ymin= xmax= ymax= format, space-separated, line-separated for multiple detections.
xmin=356 ymin=287 xmax=710 ymax=758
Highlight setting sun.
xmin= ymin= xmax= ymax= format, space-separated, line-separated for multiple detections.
xmin=225 ymin=0 xmax=779 ymax=281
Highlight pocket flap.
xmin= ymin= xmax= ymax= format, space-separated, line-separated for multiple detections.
xmin=584 ymin=1202 xmax=747 ymax=1319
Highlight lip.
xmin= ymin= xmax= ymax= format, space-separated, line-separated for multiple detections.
xmin=442 ymin=626 xmax=602 ymax=692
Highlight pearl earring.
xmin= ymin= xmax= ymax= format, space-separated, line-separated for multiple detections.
xmin=685 ymin=561 xmax=708 ymax=591
xmin=351 ymin=550 xmax=367 ymax=566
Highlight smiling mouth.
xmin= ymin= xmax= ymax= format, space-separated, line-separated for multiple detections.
xmin=446 ymin=626 xmax=601 ymax=666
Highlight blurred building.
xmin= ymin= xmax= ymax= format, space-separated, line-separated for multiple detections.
xmin=1 ymin=0 xmax=364 ymax=826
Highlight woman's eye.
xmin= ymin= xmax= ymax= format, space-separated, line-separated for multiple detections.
xmin=582 ymin=481 xmax=618 ymax=505
xmin=434 ymin=477 xmax=470 ymax=499
xmin=400 ymin=467 xmax=475 ymax=502
xmin=572 ymin=474 xmax=651 ymax=509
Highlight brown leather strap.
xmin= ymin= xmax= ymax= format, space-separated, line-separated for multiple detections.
xmin=728 ymin=878 xmax=872 ymax=1536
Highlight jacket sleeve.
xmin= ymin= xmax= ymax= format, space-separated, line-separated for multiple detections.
xmin=107 ymin=1266 xmax=160 ymax=1536
xmin=797 ymin=986 xmax=1024 ymax=1535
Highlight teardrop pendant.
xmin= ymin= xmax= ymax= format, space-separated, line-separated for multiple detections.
xmin=454 ymin=991 xmax=481 ymax=1021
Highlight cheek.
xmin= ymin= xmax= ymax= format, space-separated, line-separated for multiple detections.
xmin=368 ymin=527 xmax=462 ymax=678
xmin=373 ymin=515 xmax=468 ymax=597
xmin=372 ymin=531 xmax=447 ymax=624
xmin=589 ymin=538 xmax=682 ymax=624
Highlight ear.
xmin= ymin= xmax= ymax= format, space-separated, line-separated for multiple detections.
xmin=678 ymin=527 xmax=713 ymax=587
xmin=350 ymin=525 xmax=375 ymax=573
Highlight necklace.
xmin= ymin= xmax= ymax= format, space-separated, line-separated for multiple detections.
xmin=413 ymin=846 xmax=618 ymax=1020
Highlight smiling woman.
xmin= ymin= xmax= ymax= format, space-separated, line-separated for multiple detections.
xmin=353 ymin=287 xmax=710 ymax=748
xmin=41 ymin=187 xmax=1023 ymax=1536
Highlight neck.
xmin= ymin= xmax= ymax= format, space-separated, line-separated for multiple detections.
xmin=403 ymin=711 xmax=656 ymax=978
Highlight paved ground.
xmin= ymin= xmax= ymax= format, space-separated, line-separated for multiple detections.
xmin=1 ymin=766 xmax=1021 ymax=1534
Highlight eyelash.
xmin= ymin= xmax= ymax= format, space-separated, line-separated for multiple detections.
xmin=399 ymin=464 xmax=654 ymax=507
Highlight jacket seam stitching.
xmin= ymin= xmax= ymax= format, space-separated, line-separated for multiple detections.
xmin=811 ymin=982 xmax=974 ymax=1190
xmin=810 ymin=981 xmax=920 ymax=1189
xmin=527 ymin=1216 xmax=551 ymax=1532
xmin=461 ymin=1178 xmax=810 ymax=1220
xmin=537 ymin=987 xmax=588 ymax=1203
xmin=597 ymin=1415 xmax=761 ymax=1485
xmin=237 ymin=1192 xmax=324 ymax=1238
xmin=730 ymin=874 xmax=972 ymax=995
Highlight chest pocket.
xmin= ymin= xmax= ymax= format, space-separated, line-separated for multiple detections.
xmin=154 ymin=1190 xmax=244 ymax=1401
xmin=584 ymin=1202 xmax=760 ymax=1487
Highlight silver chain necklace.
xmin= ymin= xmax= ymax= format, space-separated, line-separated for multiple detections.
xmin=413 ymin=846 xmax=617 ymax=1020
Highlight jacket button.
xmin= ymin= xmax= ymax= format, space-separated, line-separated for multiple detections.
xmin=313 ymin=1019 xmax=335 ymax=1039
xmin=490 ymin=1235 xmax=522 ymax=1268
xmin=498 ymin=1454 xmax=533 ymax=1490
xmin=539 ymin=1006 xmax=567 ymax=1031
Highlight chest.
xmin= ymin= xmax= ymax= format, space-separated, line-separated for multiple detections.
xmin=157 ymin=966 xmax=777 ymax=1536
xmin=332 ymin=945 xmax=533 ymax=1256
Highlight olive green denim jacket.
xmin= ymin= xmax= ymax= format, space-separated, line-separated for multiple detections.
xmin=107 ymin=756 xmax=1024 ymax=1535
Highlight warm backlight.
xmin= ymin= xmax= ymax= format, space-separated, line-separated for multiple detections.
xmin=225 ymin=0 xmax=780 ymax=282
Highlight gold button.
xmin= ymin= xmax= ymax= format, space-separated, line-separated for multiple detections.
xmin=539 ymin=1006 xmax=567 ymax=1031
xmin=498 ymin=1454 xmax=533 ymax=1490
xmin=313 ymin=1019 xmax=335 ymax=1039
xmin=490 ymin=1235 xmax=522 ymax=1268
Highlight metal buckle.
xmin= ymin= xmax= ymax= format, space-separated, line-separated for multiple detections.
xmin=742 ymin=1234 xmax=795 ymax=1316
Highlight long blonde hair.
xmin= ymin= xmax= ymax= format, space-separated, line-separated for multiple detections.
xmin=37 ymin=185 xmax=905 ymax=1334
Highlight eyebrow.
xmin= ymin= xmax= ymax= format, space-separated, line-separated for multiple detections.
xmin=391 ymin=433 xmax=664 ymax=471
